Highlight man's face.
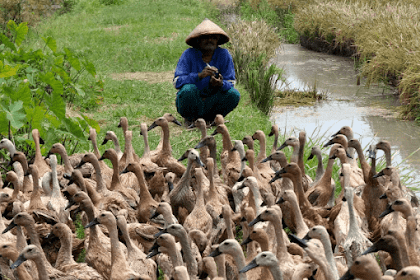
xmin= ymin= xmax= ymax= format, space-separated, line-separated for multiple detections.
xmin=198 ymin=34 xmax=220 ymax=52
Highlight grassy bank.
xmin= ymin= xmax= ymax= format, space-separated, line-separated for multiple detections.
xmin=293 ymin=0 xmax=420 ymax=122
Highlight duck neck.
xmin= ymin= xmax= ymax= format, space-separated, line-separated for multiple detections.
xmin=107 ymin=220 xmax=127 ymax=269
xmin=133 ymin=166 xmax=153 ymax=202
xmin=271 ymin=214 xmax=289 ymax=262
xmin=91 ymin=135 xmax=101 ymax=159
xmin=178 ymin=230 xmax=198 ymax=278
xmin=319 ymin=233 xmax=339 ymax=280
xmin=112 ymin=135 xmax=122 ymax=156
xmin=272 ymin=131 xmax=279 ymax=153
xmin=109 ymin=155 xmax=121 ymax=191
xmin=59 ymin=148 xmax=73 ymax=173
xmin=118 ymin=216 xmax=141 ymax=256
xmin=353 ymin=142 xmax=369 ymax=182
xmin=346 ymin=195 xmax=360 ymax=240
xmin=51 ymin=160 xmax=61 ymax=198
xmin=140 ymin=125 xmax=151 ymax=156
xmin=90 ymin=158 xmax=106 ymax=193
xmin=298 ymin=136 xmax=306 ymax=175
xmin=221 ymin=127 xmax=233 ymax=152
xmin=318 ymin=157 xmax=334 ymax=188
xmin=160 ymin=122 xmax=172 ymax=154
xmin=33 ymin=256 xmax=50 ymax=280
xmin=288 ymin=195 xmax=309 ymax=235
xmin=56 ymin=230 xmax=75 ymax=267
xmin=268 ymin=264 xmax=284 ymax=280
xmin=288 ymin=172 xmax=308 ymax=209
xmin=290 ymin=143 xmax=299 ymax=164
xmin=316 ymin=152 xmax=324 ymax=176
xmin=124 ymin=133 xmax=134 ymax=164
xmin=256 ymin=135 xmax=267 ymax=163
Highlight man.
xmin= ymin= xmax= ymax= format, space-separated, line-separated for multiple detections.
xmin=174 ymin=18 xmax=241 ymax=126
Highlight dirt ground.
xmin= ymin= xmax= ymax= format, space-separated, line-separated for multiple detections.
xmin=110 ymin=71 xmax=175 ymax=84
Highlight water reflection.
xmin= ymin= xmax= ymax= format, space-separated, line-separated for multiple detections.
xmin=271 ymin=44 xmax=420 ymax=188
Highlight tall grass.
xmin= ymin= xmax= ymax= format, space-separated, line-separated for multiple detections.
xmin=293 ymin=0 xmax=420 ymax=122
xmin=226 ymin=18 xmax=282 ymax=115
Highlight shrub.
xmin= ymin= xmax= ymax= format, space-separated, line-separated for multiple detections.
xmin=0 ymin=20 xmax=100 ymax=157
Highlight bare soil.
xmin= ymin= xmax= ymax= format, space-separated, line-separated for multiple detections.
xmin=110 ymin=71 xmax=174 ymax=84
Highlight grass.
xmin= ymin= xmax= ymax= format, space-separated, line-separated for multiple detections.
xmin=274 ymin=88 xmax=327 ymax=107
xmin=293 ymin=0 xmax=420 ymax=122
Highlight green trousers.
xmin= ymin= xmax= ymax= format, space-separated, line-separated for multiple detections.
xmin=175 ymin=84 xmax=240 ymax=122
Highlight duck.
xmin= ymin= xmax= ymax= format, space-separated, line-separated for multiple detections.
xmin=183 ymin=167 xmax=212 ymax=235
xmin=87 ymin=128 xmax=113 ymax=185
xmin=117 ymin=117 xmax=140 ymax=165
xmin=210 ymin=239 xmax=247 ymax=280
xmin=116 ymin=210 xmax=158 ymax=279
xmin=193 ymin=118 xmax=210 ymax=162
xmin=11 ymin=244 xmax=77 ymax=280
xmin=340 ymin=255 xmax=382 ymax=280
xmin=99 ymin=148 xmax=140 ymax=208
xmin=268 ymin=124 xmax=281 ymax=172
xmin=212 ymin=124 xmax=241 ymax=187
xmin=168 ymin=149 xmax=203 ymax=219
xmin=121 ymin=162 xmax=158 ymax=223
xmin=31 ymin=128 xmax=51 ymax=179
xmin=86 ymin=211 xmax=143 ymax=280
xmin=148 ymin=116 xmax=186 ymax=177
xmin=101 ymin=131 xmax=123 ymax=160
xmin=240 ymin=251 xmax=283 ymax=280
xmin=49 ymin=223 xmax=103 ymax=279
xmin=0 ymin=242 xmax=34 ymax=280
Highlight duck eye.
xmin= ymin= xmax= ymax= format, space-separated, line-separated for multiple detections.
xmin=101 ymin=214 xmax=105 ymax=216
xmin=355 ymin=261 xmax=360 ymax=265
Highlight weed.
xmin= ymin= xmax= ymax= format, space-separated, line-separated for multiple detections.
xmin=74 ymin=214 xmax=85 ymax=239
xmin=76 ymin=248 xmax=86 ymax=263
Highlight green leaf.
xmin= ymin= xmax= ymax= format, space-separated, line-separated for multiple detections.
xmin=13 ymin=83 xmax=32 ymax=106
xmin=42 ymin=36 xmax=57 ymax=53
xmin=0 ymin=34 xmax=16 ymax=51
xmin=2 ymin=100 xmax=26 ymax=129
xmin=40 ymin=72 xmax=63 ymax=95
xmin=15 ymin=22 xmax=28 ymax=47
xmin=49 ymin=90 xmax=66 ymax=120
xmin=73 ymin=84 xmax=85 ymax=97
xmin=0 ymin=111 xmax=8 ymax=135
xmin=62 ymin=117 xmax=85 ymax=140
xmin=6 ymin=20 xmax=17 ymax=32
xmin=81 ymin=114 xmax=100 ymax=132
xmin=52 ymin=66 xmax=70 ymax=83
xmin=83 ymin=61 xmax=96 ymax=77
xmin=64 ymin=48 xmax=81 ymax=71
xmin=0 ymin=61 xmax=19 ymax=78
xmin=25 ymin=105 xmax=46 ymax=130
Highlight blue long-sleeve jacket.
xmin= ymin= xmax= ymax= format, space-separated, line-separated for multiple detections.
xmin=173 ymin=47 xmax=236 ymax=92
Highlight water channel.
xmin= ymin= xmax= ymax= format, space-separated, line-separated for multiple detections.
xmin=270 ymin=44 xmax=420 ymax=190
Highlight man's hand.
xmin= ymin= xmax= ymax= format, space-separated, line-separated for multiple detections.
xmin=198 ymin=65 xmax=218 ymax=80
xmin=210 ymin=73 xmax=223 ymax=88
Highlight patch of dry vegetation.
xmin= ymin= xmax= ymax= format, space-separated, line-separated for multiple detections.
xmin=294 ymin=0 xmax=420 ymax=121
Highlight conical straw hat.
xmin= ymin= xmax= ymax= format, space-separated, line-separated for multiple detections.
xmin=185 ymin=18 xmax=230 ymax=47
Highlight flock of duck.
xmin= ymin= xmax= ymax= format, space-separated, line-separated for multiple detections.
xmin=0 ymin=113 xmax=419 ymax=280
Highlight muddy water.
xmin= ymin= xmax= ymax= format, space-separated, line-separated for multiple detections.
xmin=270 ymin=44 xmax=420 ymax=189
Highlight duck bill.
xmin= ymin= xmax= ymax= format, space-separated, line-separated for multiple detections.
xmin=239 ymin=258 xmax=259 ymax=273
xmin=288 ymin=234 xmax=308 ymax=248
xmin=177 ymin=154 xmax=188 ymax=162
xmin=261 ymin=155 xmax=272 ymax=163
xmin=63 ymin=173 xmax=74 ymax=185
xmin=379 ymin=193 xmax=387 ymax=199
xmin=187 ymin=122 xmax=195 ymax=129
xmin=209 ymin=247 xmax=221 ymax=258
xmin=241 ymin=236 xmax=253 ymax=246
xmin=373 ymin=170 xmax=384 ymax=178
xmin=195 ymin=157 xmax=205 ymax=167
xmin=269 ymin=174 xmax=280 ymax=184
xmin=211 ymin=130 xmax=219 ymax=136
xmin=368 ymin=148 xmax=376 ymax=159
xmin=85 ymin=218 xmax=100 ymax=229
xmin=323 ymin=139 xmax=334 ymax=148
xmin=302 ymin=232 xmax=311 ymax=241
xmin=120 ymin=167 xmax=129 ymax=174
xmin=379 ymin=207 xmax=394 ymax=218
xmin=154 ymin=228 xmax=167 ymax=238
xmin=237 ymin=175 xmax=245 ymax=183
xmin=45 ymin=151 xmax=53 ymax=159
xmin=307 ymin=153 xmax=314 ymax=160
xmin=195 ymin=141 xmax=205 ymax=149
xmin=150 ymin=210 xmax=160 ymax=220
xmin=3 ymin=220 xmax=17 ymax=234
xmin=277 ymin=142 xmax=287 ymax=151
xmin=147 ymin=122 xmax=158 ymax=131
xmin=276 ymin=197 xmax=285 ymax=204
xmin=10 ymin=254 xmax=27 ymax=269
xmin=361 ymin=245 xmax=378 ymax=255
xmin=75 ymin=160 xmax=86 ymax=169
xmin=168 ymin=181 xmax=174 ymax=192
xmin=101 ymin=138 xmax=109 ymax=145
xmin=172 ymin=118 xmax=182 ymax=126
xmin=339 ymin=269 xmax=355 ymax=280
xmin=146 ymin=247 xmax=160 ymax=259
xmin=241 ymin=157 xmax=247 ymax=162
xmin=346 ymin=152 xmax=353 ymax=159
xmin=249 ymin=215 xmax=263 ymax=227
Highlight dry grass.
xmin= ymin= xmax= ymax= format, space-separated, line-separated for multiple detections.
xmin=294 ymin=0 xmax=420 ymax=120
